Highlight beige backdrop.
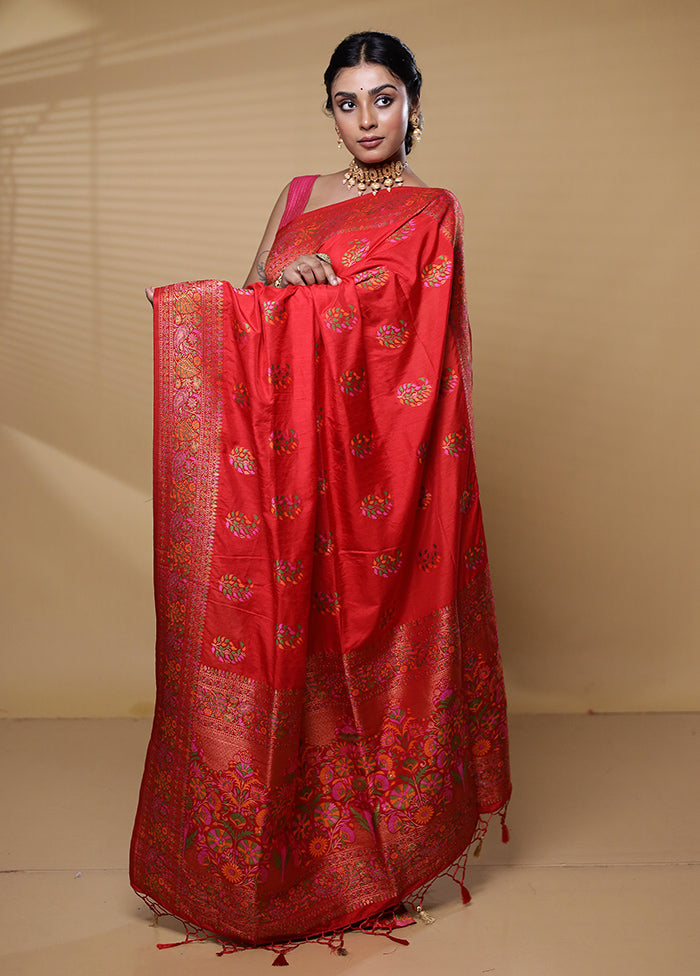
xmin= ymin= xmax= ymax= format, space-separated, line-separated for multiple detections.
xmin=1 ymin=0 xmax=698 ymax=716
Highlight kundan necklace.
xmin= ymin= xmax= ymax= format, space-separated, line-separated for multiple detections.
xmin=342 ymin=158 xmax=405 ymax=196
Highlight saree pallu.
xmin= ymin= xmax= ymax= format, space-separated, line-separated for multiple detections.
xmin=130 ymin=187 xmax=511 ymax=947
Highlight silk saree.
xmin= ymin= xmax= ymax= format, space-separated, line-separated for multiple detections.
xmin=130 ymin=187 xmax=511 ymax=950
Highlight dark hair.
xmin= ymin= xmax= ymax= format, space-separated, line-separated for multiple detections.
xmin=323 ymin=31 xmax=423 ymax=154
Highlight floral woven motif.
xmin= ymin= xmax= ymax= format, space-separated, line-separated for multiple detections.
xmin=211 ymin=636 xmax=246 ymax=664
xmin=354 ymin=266 xmax=390 ymax=290
xmin=228 ymin=446 xmax=257 ymax=474
xmin=323 ymin=304 xmax=357 ymax=332
xmin=274 ymin=558 xmax=304 ymax=585
xmin=377 ymin=320 xmax=409 ymax=349
xmin=397 ymin=377 xmax=432 ymax=406
xmin=350 ymin=431 xmax=374 ymax=457
xmin=225 ymin=511 xmax=260 ymax=539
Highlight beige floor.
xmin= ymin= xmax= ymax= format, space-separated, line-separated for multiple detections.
xmin=0 ymin=714 xmax=698 ymax=975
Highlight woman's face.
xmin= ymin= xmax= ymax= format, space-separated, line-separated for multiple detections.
xmin=331 ymin=62 xmax=414 ymax=166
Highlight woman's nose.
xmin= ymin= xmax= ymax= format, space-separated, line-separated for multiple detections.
xmin=359 ymin=107 xmax=376 ymax=129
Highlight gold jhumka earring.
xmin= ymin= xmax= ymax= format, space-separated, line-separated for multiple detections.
xmin=410 ymin=111 xmax=423 ymax=143
xmin=335 ymin=125 xmax=343 ymax=150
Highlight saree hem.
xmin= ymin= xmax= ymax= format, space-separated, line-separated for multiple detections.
xmin=133 ymin=797 xmax=510 ymax=956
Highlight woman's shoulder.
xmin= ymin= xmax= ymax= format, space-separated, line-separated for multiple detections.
xmin=423 ymin=185 xmax=463 ymax=216
xmin=407 ymin=187 xmax=464 ymax=241
xmin=401 ymin=184 xmax=463 ymax=220
xmin=305 ymin=171 xmax=345 ymax=211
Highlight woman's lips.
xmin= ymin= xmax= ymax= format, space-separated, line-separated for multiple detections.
xmin=358 ymin=137 xmax=383 ymax=148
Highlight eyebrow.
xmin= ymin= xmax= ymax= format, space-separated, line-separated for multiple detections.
xmin=334 ymin=84 xmax=399 ymax=99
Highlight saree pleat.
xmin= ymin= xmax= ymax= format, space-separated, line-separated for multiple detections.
xmin=130 ymin=187 xmax=510 ymax=946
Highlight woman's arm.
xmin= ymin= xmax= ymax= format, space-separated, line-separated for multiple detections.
xmin=242 ymin=182 xmax=339 ymax=288
xmin=242 ymin=183 xmax=291 ymax=287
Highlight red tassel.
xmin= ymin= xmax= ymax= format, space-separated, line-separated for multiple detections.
xmin=272 ymin=950 xmax=289 ymax=966
xmin=460 ymin=883 xmax=472 ymax=904
xmin=384 ymin=934 xmax=410 ymax=946
xmin=501 ymin=821 xmax=510 ymax=844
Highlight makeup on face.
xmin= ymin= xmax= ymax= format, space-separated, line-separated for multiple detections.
xmin=332 ymin=63 xmax=412 ymax=165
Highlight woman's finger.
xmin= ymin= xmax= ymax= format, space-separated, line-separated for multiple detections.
xmin=294 ymin=255 xmax=339 ymax=286
xmin=282 ymin=255 xmax=339 ymax=287
xmin=315 ymin=254 xmax=340 ymax=286
xmin=295 ymin=260 xmax=310 ymax=285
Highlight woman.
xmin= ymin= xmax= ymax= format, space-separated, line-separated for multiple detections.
xmin=132 ymin=31 xmax=511 ymax=959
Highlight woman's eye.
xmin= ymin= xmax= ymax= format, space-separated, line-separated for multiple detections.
xmin=339 ymin=99 xmax=355 ymax=111
xmin=376 ymin=96 xmax=394 ymax=107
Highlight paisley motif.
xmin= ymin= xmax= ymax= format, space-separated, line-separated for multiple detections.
xmin=350 ymin=431 xmax=374 ymax=458
xmin=339 ymin=368 xmax=366 ymax=397
xmin=465 ymin=542 xmax=485 ymax=570
xmin=262 ymin=299 xmax=288 ymax=326
xmin=439 ymin=367 xmax=459 ymax=395
xmin=314 ymin=532 xmax=335 ymax=554
xmin=397 ymin=377 xmax=432 ymax=406
xmin=231 ymin=382 xmax=249 ymax=406
xmin=421 ymin=255 xmax=452 ymax=288
xmin=342 ymin=238 xmax=371 ymax=266
xmin=353 ymin=266 xmax=389 ymax=290
xmin=218 ymin=575 xmax=253 ymax=602
xmin=372 ymin=550 xmax=403 ymax=577
xmin=173 ymin=352 xmax=202 ymax=390
xmin=360 ymin=490 xmax=393 ymax=519
xmin=229 ymin=446 xmax=257 ymax=474
xmin=269 ymin=429 xmax=299 ymax=455
xmin=232 ymin=318 xmax=252 ymax=342
xmin=275 ymin=624 xmax=304 ymax=648
xmin=267 ymin=363 xmax=291 ymax=390
xmin=211 ymin=636 xmax=246 ymax=664
xmin=225 ymin=511 xmax=260 ymax=539
xmin=323 ymin=304 xmax=357 ymax=333
xmin=270 ymin=494 xmax=302 ymax=519
xmin=274 ymin=559 xmax=304 ymax=585
xmin=388 ymin=218 xmax=416 ymax=242
xmin=313 ymin=591 xmax=340 ymax=615
xmin=376 ymin=320 xmax=408 ymax=349
xmin=442 ymin=426 xmax=469 ymax=456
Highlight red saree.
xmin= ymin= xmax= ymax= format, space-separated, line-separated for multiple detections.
xmin=130 ymin=187 xmax=510 ymax=949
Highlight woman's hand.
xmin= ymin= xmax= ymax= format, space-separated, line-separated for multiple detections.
xmin=276 ymin=253 xmax=339 ymax=287
xmin=145 ymin=287 xmax=155 ymax=305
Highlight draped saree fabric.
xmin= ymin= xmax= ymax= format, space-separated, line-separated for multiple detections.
xmin=130 ymin=187 xmax=511 ymax=947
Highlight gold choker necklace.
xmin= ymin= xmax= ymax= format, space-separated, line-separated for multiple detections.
xmin=343 ymin=158 xmax=405 ymax=196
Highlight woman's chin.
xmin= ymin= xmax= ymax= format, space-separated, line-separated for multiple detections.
xmin=354 ymin=146 xmax=404 ymax=167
